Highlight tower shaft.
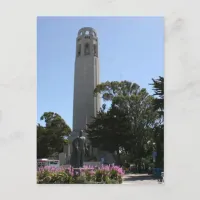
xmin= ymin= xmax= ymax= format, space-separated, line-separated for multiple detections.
xmin=73 ymin=27 xmax=100 ymax=132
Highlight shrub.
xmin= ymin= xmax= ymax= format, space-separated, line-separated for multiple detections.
xmin=37 ymin=165 xmax=124 ymax=184
xmin=37 ymin=166 xmax=74 ymax=184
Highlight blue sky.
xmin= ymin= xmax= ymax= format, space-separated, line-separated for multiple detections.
xmin=37 ymin=17 xmax=164 ymax=128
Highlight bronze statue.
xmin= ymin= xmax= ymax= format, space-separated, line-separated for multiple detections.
xmin=70 ymin=130 xmax=87 ymax=168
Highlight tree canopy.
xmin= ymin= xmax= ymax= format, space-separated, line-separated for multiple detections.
xmin=86 ymin=80 xmax=161 ymax=166
xmin=37 ymin=77 xmax=164 ymax=169
xmin=37 ymin=112 xmax=71 ymax=159
xmin=149 ymin=76 xmax=164 ymax=168
xmin=150 ymin=76 xmax=164 ymax=115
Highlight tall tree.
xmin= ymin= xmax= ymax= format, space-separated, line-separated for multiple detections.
xmin=87 ymin=104 xmax=131 ymax=164
xmin=87 ymin=81 xmax=158 ymax=165
xmin=150 ymin=76 xmax=164 ymax=168
xmin=150 ymin=76 xmax=164 ymax=115
xmin=37 ymin=123 xmax=51 ymax=158
xmin=37 ymin=112 xmax=71 ymax=158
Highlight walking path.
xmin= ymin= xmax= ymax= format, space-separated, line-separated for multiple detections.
xmin=122 ymin=174 xmax=163 ymax=185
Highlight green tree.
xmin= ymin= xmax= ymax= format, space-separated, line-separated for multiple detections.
xmin=87 ymin=81 xmax=158 ymax=166
xmin=37 ymin=123 xmax=51 ymax=158
xmin=150 ymin=76 xmax=164 ymax=116
xmin=87 ymin=104 xmax=131 ymax=164
xmin=150 ymin=76 xmax=164 ymax=168
xmin=37 ymin=112 xmax=71 ymax=158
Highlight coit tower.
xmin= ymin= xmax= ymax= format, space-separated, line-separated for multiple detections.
xmin=73 ymin=27 xmax=100 ymax=132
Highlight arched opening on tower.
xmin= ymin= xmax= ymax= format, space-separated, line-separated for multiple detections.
xmin=84 ymin=35 xmax=90 ymax=39
xmin=92 ymin=31 xmax=96 ymax=37
xmin=93 ymin=44 xmax=98 ymax=57
xmin=85 ymin=30 xmax=90 ymax=35
xmin=84 ymin=43 xmax=90 ymax=55
xmin=77 ymin=44 xmax=81 ymax=57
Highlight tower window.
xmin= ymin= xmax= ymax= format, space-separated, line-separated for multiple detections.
xmin=85 ymin=30 xmax=90 ymax=35
xmin=77 ymin=44 xmax=81 ymax=57
xmin=92 ymin=32 xmax=96 ymax=37
xmin=85 ymin=35 xmax=90 ymax=39
xmin=84 ymin=43 xmax=90 ymax=55
xmin=93 ymin=44 xmax=98 ymax=57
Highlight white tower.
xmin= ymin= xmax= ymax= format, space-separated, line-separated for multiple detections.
xmin=73 ymin=27 xmax=100 ymax=132
xmin=65 ymin=28 xmax=115 ymax=164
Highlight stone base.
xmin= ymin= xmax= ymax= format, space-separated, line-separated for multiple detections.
xmin=64 ymin=131 xmax=116 ymax=165
xmin=96 ymin=150 xmax=115 ymax=164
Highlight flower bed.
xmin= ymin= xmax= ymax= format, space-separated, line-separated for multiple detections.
xmin=37 ymin=165 xmax=124 ymax=184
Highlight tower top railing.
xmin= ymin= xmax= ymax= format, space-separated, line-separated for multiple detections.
xmin=77 ymin=27 xmax=97 ymax=37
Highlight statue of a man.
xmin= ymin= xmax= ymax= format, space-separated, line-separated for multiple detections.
xmin=70 ymin=130 xmax=87 ymax=168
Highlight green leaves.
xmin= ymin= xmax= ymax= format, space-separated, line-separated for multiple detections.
xmin=150 ymin=76 xmax=164 ymax=114
xmin=37 ymin=112 xmax=71 ymax=158
xmin=149 ymin=76 xmax=164 ymax=168
xmin=87 ymin=80 xmax=161 ymax=165
xmin=37 ymin=166 xmax=124 ymax=184
xmin=37 ymin=77 xmax=164 ymax=168
xmin=94 ymin=81 xmax=141 ymax=102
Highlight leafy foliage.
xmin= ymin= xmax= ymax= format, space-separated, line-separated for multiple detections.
xmin=37 ymin=77 xmax=164 ymax=169
xmin=87 ymin=81 xmax=160 ymax=166
xmin=37 ymin=112 xmax=71 ymax=158
xmin=37 ymin=165 xmax=124 ymax=184
xmin=150 ymin=76 xmax=164 ymax=115
xmin=150 ymin=76 xmax=164 ymax=168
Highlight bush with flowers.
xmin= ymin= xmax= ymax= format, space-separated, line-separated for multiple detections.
xmin=37 ymin=165 xmax=124 ymax=184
